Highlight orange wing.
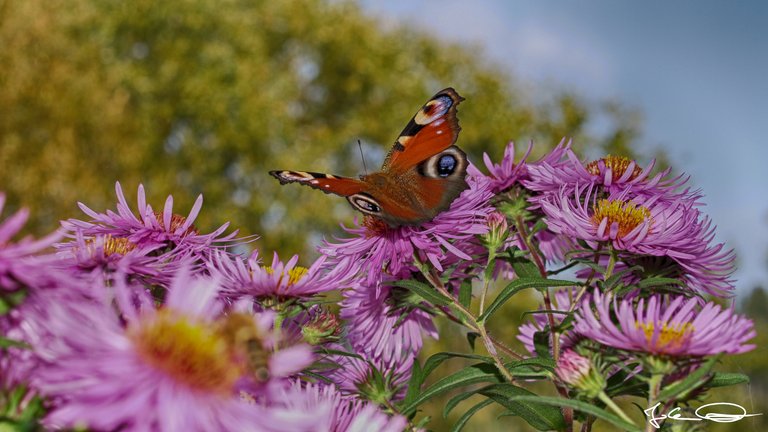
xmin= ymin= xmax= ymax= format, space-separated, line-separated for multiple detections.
xmin=382 ymin=88 xmax=464 ymax=173
xmin=269 ymin=170 xmax=366 ymax=197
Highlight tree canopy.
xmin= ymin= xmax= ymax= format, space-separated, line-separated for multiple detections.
xmin=0 ymin=0 xmax=637 ymax=255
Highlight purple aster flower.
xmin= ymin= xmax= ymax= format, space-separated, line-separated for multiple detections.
xmin=211 ymin=250 xmax=358 ymax=302
xmin=0 ymin=194 xmax=63 ymax=292
xmin=470 ymin=140 xmax=533 ymax=193
xmin=325 ymin=348 xmax=413 ymax=403
xmin=341 ymin=281 xmax=437 ymax=364
xmin=29 ymin=268 xmax=316 ymax=431
xmin=62 ymin=182 xmax=243 ymax=264
xmin=320 ymin=169 xmax=494 ymax=285
xmin=542 ymin=185 xmax=735 ymax=296
xmin=524 ymin=147 xmax=690 ymax=207
xmin=54 ymin=231 xmax=178 ymax=287
xmin=574 ymin=291 xmax=755 ymax=357
xmin=276 ymin=380 xmax=408 ymax=432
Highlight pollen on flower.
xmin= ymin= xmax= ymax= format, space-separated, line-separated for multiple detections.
xmin=263 ymin=266 xmax=309 ymax=285
xmin=84 ymin=234 xmax=137 ymax=256
xmin=585 ymin=155 xmax=642 ymax=179
xmin=129 ymin=310 xmax=241 ymax=394
xmin=637 ymin=321 xmax=694 ymax=352
xmin=592 ymin=199 xmax=651 ymax=238
xmin=154 ymin=212 xmax=200 ymax=236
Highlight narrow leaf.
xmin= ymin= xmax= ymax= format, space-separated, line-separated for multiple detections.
xmin=708 ymin=372 xmax=749 ymax=388
xmin=450 ymin=399 xmax=493 ymax=432
xmin=390 ymin=279 xmax=451 ymax=306
xmin=401 ymin=363 xmax=504 ymax=416
xmin=422 ymin=352 xmax=493 ymax=379
xmin=508 ymin=254 xmax=540 ymax=278
xmin=479 ymin=384 xmax=566 ymax=431
xmin=506 ymin=395 xmax=642 ymax=432
xmin=458 ymin=279 xmax=472 ymax=309
xmin=657 ymin=355 xmax=720 ymax=401
xmin=480 ymin=277 xmax=575 ymax=322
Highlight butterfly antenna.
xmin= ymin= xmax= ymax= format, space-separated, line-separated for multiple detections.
xmin=357 ymin=139 xmax=368 ymax=175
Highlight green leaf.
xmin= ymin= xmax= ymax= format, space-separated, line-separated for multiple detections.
xmin=479 ymin=384 xmax=566 ymax=431
xmin=508 ymin=254 xmax=540 ymax=278
xmin=479 ymin=277 xmax=575 ymax=322
xmin=444 ymin=388 xmax=485 ymax=418
xmin=504 ymin=358 xmax=556 ymax=378
xmin=401 ymin=363 xmax=504 ymax=416
xmin=637 ymin=277 xmax=684 ymax=289
xmin=657 ymin=356 xmax=720 ymax=401
xmin=450 ymin=399 xmax=493 ymax=432
xmin=402 ymin=358 xmax=424 ymax=410
xmin=708 ymin=372 xmax=749 ymax=388
xmin=402 ymin=352 xmax=493 ymax=412
xmin=458 ymin=279 xmax=472 ymax=309
xmin=389 ymin=279 xmax=452 ymax=306
xmin=505 ymin=395 xmax=642 ymax=432
xmin=422 ymin=352 xmax=493 ymax=379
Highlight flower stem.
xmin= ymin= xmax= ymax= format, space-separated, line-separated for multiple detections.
xmin=415 ymin=256 xmax=515 ymax=382
xmin=598 ymin=391 xmax=636 ymax=426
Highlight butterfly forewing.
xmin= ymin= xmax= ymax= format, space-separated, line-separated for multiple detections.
xmin=382 ymin=88 xmax=464 ymax=173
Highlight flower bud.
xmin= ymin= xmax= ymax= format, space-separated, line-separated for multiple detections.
xmin=301 ymin=307 xmax=341 ymax=345
xmin=483 ymin=211 xmax=509 ymax=251
xmin=556 ymin=350 xmax=606 ymax=398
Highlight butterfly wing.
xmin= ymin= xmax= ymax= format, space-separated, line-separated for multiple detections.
xmin=382 ymin=87 xmax=464 ymax=173
xmin=269 ymin=171 xmax=366 ymax=196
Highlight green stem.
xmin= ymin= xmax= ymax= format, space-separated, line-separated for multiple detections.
xmin=598 ymin=391 xmax=636 ymax=427
xmin=415 ymin=256 xmax=515 ymax=382
xmin=644 ymin=373 xmax=664 ymax=432
xmin=478 ymin=250 xmax=496 ymax=316
xmin=605 ymin=246 xmax=618 ymax=280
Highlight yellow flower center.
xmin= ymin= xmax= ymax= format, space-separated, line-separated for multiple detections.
xmin=129 ymin=310 xmax=242 ymax=394
xmin=264 ymin=266 xmax=309 ymax=285
xmin=85 ymin=234 xmax=136 ymax=256
xmin=637 ymin=321 xmax=694 ymax=352
xmin=592 ymin=199 xmax=651 ymax=238
xmin=585 ymin=155 xmax=643 ymax=180
xmin=154 ymin=212 xmax=199 ymax=236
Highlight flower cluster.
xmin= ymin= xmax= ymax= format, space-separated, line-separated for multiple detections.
xmin=0 ymin=136 xmax=758 ymax=432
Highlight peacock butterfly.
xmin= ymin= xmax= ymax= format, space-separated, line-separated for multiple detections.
xmin=270 ymin=88 xmax=468 ymax=226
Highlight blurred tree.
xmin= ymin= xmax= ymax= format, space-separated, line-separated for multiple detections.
xmin=0 ymin=0 xmax=640 ymax=256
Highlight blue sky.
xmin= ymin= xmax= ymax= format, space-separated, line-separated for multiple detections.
xmin=361 ymin=0 xmax=768 ymax=293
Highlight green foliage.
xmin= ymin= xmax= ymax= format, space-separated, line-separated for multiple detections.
xmin=0 ymin=0 xmax=640 ymax=256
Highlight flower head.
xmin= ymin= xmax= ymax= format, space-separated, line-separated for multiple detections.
xmin=524 ymin=148 xmax=690 ymax=207
xmin=212 ymin=250 xmax=357 ymax=303
xmin=574 ymin=291 xmax=755 ymax=357
xmin=320 ymin=171 xmax=494 ymax=285
xmin=29 ymin=268 xmax=315 ymax=431
xmin=341 ymin=281 xmax=437 ymax=364
xmin=63 ymin=182 xmax=242 ymax=263
xmin=276 ymin=381 xmax=408 ymax=432
xmin=542 ymin=185 xmax=735 ymax=296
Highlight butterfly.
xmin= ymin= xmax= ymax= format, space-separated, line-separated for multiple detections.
xmin=270 ymin=88 xmax=468 ymax=226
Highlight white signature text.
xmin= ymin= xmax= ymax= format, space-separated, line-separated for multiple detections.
xmin=644 ymin=402 xmax=762 ymax=429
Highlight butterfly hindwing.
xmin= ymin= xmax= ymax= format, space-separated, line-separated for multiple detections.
xmin=382 ymin=88 xmax=464 ymax=173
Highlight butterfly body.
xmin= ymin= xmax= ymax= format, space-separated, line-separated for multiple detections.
xmin=270 ymin=88 xmax=468 ymax=226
